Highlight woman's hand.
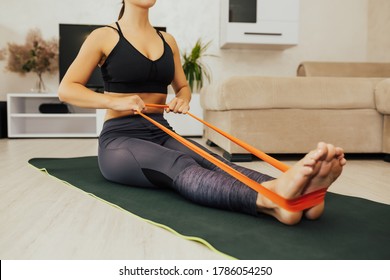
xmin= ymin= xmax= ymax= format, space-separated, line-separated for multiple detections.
xmin=109 ymin=95 xmax=146 ymax=113
xmin=166 ymin=97 xmax=190 ymax=114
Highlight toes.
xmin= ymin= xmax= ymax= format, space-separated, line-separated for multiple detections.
xmin=335 ymin=147 xmax=347 ymax=166
xmin=335 ymin=147 xmax=345 ymax=158
xmin=302 ymin=155 xmax=316 ymax=167
xmin=301 ymin=165 xmax=314 ymax=176
xmin=314 ymin=142 xmax=328 ymax=161
xmin=325 ymin=143 xmax=336 ymax=161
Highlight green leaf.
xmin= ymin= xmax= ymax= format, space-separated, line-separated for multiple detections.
xmin=181 ymin=38 xmax=216 ymax=92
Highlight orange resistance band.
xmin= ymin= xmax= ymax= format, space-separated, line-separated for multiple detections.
xmin=139 ymin=104 xmax=327 ymax=212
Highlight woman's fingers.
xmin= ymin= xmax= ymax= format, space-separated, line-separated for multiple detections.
xmin=166 ymin=98 xmax=190 ymax=113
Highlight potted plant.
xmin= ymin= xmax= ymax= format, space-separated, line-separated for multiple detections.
xmin=181 ymin=39 xmax=214 ymax=93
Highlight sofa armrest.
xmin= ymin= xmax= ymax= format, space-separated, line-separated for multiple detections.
xmin=200 ymin=82 xmax=228 ymax=110
xmin=375 ymin=79 xmax=390 ymax=114
xmin=201 ymin=76 xmax=378 ymax=110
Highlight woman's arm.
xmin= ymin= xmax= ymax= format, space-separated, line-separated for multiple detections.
xmin=163 ymin=33 xmax=192 ymax=114
xmin=58 ymin=27 xmax=145 ymax=113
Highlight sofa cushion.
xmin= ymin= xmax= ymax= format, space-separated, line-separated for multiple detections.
xmin=201 ymin=76 xmax=379 ymax=110
xmin=204 ymin=108 xmax=383 ymax=154
xmin=297 ymin=62 xmax=390 ymax=78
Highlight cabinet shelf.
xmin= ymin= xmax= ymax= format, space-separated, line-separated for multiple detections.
xmin=7 ymin=93 xmax=101 ymax=138
xmin=7 ymin=93 xmax=204 ymax=138
xmin=10 ymin=113 xmax=97 ymax=118
xmin=9 ymin=133 xmax=98 ymax=138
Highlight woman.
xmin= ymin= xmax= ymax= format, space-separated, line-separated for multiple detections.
xmin=58 ymin=0 xmax=346 ymax=225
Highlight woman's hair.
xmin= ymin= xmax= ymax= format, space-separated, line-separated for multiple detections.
xmin=118 ymin=0 xmax=125 ymax=20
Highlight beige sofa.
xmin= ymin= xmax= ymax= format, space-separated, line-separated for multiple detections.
xmin=200 ymin=74 xmax=390 ymax=161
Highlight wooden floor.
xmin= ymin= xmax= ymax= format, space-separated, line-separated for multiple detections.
xmin=0 ymin=138 xmax=389 ymax=259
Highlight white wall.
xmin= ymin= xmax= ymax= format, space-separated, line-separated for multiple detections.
xmin=0 ymin=0 xmax=373 ymax=101
xmin=368 ymin=0 xmax=390 ymax=61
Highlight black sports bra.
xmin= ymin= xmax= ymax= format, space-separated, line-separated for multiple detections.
xmin=101 ymin=22 xmax=175 ymax=94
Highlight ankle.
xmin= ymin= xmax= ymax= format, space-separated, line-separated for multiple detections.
xmin=256 ymin=180 xmax=303 ymax=225
xmin=255 ymin=180 xmax=277 ymax=210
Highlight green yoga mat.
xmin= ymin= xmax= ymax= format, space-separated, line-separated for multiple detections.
xmin=29 ymin=156 xmax=390 ymax=260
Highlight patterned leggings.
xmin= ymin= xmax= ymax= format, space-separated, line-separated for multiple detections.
xmin=98 ymin=114 xmax=274 ymax=216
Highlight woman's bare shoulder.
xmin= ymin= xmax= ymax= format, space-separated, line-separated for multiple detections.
xmin=159 ymin=31 xmax=180 ymax=52
xmin=74 ymin=24 xmax=119 ymax=58
xmin=159 ymin=31 xmax=174 ymax=42
xmin=89 ymin=24 xmax=119 ymax=40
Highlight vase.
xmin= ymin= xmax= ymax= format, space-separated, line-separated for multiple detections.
xmin=31 ymin=73 xmax=47 ymax=93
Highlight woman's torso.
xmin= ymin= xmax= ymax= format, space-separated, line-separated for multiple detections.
xmin=98 ymin=22 xmax=175 ymax=121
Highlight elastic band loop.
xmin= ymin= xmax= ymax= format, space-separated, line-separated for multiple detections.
xmin=140 ymin=104 xmax=327 ymax=212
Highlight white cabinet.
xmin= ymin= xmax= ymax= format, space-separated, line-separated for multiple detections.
xmin=220 ymin=0 xmax=300 ymax=48
xmin=164 ymin=93 xmax=203 ymax=137
xmin=6 ymin=93 xmax=203 ymax=138
xmin=7 ymin=93 xmax=100 ymax=138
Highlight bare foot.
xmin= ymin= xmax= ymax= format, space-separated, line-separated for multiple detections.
xmin=304 ymin=145 xmax=346 ymax=220
xmin=257 ymin=142 xmax=345 ymax=225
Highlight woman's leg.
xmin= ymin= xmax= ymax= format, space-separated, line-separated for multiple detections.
xmin=99 ymin=136 xmax=346 ymax=225
xmin=98 ymin=137 xmax=196 ymax=187
xmin=163 ymin=137 xmax=275 ymax=183
xmin=172 ymin=164 xmax=260 ymax=215
xmin=172 ymin=141 xmax=346 ymax=225
xmin=98 ymin=136 xmax=261 ymax=216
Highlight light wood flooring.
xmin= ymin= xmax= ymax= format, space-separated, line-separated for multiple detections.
xmin=0 ymin=138 xmax=389 ymax=259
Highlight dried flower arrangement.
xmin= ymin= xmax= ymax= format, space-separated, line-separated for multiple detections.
xmin=0 ymin=29 xmax=59 ymax=92
xmin=0 ymin=49 xmax=6 ymax=61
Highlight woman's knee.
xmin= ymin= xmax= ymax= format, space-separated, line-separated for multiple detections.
xmin=98 ymin=146 xmax=154 ymax=187
xmin=98 ymin=137 xmax=199 ymax=187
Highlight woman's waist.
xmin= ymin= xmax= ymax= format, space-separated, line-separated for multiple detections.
xmin=100 ymin=113 xmax=172 ymax=139
xmin=104 ymin=92 xmax=167 ymax=121
xmin=103 ymin=113 xmax=168 ymax=126
xmin=105 ymin=108 xmax=164 ymax=121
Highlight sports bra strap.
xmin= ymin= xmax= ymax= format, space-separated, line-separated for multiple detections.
xmin=156 ymin=30 xmax=165 ymax=42
xmin=113 ymin=22 xmax=163 ymax=41
xmin=115 ymin=22 xmax=124 ymax=37
xmin=105 ymin=25 xmax=119 ymax=34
